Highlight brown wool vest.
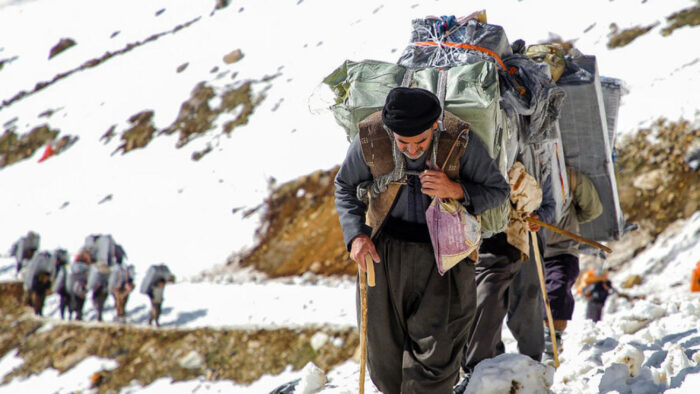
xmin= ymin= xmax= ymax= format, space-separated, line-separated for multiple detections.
xmin=357 ymin=111 xmax=470 ymax=238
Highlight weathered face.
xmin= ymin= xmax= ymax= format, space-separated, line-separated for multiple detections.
xmin=392 ymin=121 xmax=437 ymax=160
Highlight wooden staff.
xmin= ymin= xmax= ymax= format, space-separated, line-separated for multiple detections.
xmin=531 ymin=231 xmax=560 ymax=368
xmin=525 ymin=216 xmax=613 ymax=254
xmin=359 ymin=255 xmax=375 ymax=394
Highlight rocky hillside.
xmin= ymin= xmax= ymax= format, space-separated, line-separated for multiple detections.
xmin=615 ymin=119 xmax=699 ymax=238
xmin=232 ymin=167 xmax=353 ymax=277
xmin=0 ymin=282 xmax=359 ymax=393
xmin=607 ymin=4 xmax=699 ymax=48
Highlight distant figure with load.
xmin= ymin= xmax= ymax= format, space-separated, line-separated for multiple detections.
xmin=83 ymin=234 xmax=124 ymax=267
xmin=140 ymin=264 xmax=175 ymax=327
xmin=580 ymin=267 xmax=613 ymax=322
xmin=23 ymin=251 xmax=54 ymax=316
xmin=10 ymin=231 xmax=40 ymax=275
xmin=66 ymin=247 xmax=92 ymax=320
xmin=109 ymin=257 xmax=135 ymax=323
xmin=51 ymin=248 xmax=71 ymax=319
xmin=87 ymin=261 xmax=111 ymax=322
xmin=82 ymin=234 xmax=128 ymax=321
xmin=334 ymin=87 xmax=509 ymax=393
xmin=542 ymin=167 xmax=603 ymax=360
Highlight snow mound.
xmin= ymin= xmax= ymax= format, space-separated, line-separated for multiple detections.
xmin=466 ymin=353 xmax=554 ymax=394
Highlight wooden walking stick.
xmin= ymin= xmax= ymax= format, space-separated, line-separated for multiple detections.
xmin=359 ymin=255 xmax=375 ymax=394
xmin=530 ymin=231 xmax=560 ymax=368
xmin=526 ymin=216 xmax=613 ymax=254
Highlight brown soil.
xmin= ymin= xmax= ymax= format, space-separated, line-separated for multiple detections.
xmin=116 ymin=111 xmax=157 ymax=153
xmin=615 ymin=119 xmax=699 ymax=238
xmin=235 ymin=167 xmax=356 ymax=277
xmin=0 ymin=281 xmax=358 ymax=393
xmin=215 ymin=0 xmax=231 ymax=11
xmin=112 ymin=78 xmax=268 ymax=160
xmin=607 ymin=4 xmax=699 ymax=48
xmin=607 ymin=23 xmax=657 ymax=49
xmin=661 ymin=5 xmax=700 ymax=36
xmin=48 ymin=38 xmax=76 ymax=60
xmin=0 ymin=125 xmax=59 ymax=169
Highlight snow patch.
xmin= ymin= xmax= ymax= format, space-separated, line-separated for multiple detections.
xmin=466 ymin=353 xmax=554 ymax=394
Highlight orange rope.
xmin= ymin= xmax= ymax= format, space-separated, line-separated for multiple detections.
xmin=414 ymin=41 xmax=518 ymax=75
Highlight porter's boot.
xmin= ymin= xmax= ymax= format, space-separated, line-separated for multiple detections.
xmin=543 ymin=326 xmax=563 ymax=365
xmin=453 ymin=368 xmax=472 ymax=394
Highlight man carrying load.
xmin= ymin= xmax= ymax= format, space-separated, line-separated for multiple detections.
xmin=334 ymin=87 xmax=509 ymax=393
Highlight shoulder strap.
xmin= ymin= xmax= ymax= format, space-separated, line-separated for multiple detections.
xmin=358 ymin=111 xmax=395 ymax=177
xmin=437 ymin=111 xmax=470 ymax=179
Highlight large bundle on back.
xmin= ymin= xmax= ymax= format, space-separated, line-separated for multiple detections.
xmin=325 ymin=13 xmax=569 ymax=235
xmin=87 ymin=261 xmax=111 ymax=292
xmin=139 ymin=264 xmax=175 ymax=295
xmin=11 ymin=231 xmax=40 ymax=262
xmin=397 ymin=13 xmax=512 ymax=68
xmin=325 ymin=60 xmax=509 ymax=234
xmin=556 ymin=55 xmax=625 ymax=241
xmin=84 ymin=234 xmax=118 ymax=265
xmin=23 ymin=251 xmax=54 ymax=291
xmin=109 ymin=264 xmax=135 ymax=293
xmin=66 ymin=261 xmax=89 ymax=298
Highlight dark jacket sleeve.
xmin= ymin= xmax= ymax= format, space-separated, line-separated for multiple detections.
xmin=534 ymin=172 xmax=556 ymax=224
xmin=458 ymin=132 xmax=510 ymax=215
xmin=334 ymin=137 xmax=374 ymax=251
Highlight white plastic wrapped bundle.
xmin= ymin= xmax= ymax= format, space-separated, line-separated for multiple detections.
xmin=66 ymin=261 xmax=89 ymax=298
xmin=557 ymin=56 xmax=624 ymax=241
xmin=84 ymin=234 xmax=117 ymax=265
xmin=139 ymin=264 xmax=174 ymax=295
xmin=108 ymin=264 xmax=135 ymax=292
xmin=23 ymin=252 xmax=54 ymax=291
xmin=87 ymin=262 xmax=111 ymax=292
xmin=600 ymin=76 xmax=626 ymax=148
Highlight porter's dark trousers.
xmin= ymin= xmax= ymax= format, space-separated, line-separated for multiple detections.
xmin=543 ymin=254 xmax=580 ymax=320
xmin=462 ymin=233 xmax=521 ymax=371
xmin=358 ymin=232 xmax=476 ymax=394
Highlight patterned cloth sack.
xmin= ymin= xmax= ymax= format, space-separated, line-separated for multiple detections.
xmin=504 ymin=161 xmax=542 ymax=260
xmin=426 ymin=197 xmax=481 ymax=275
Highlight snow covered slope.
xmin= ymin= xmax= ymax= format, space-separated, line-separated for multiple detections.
xmin=0 ymin=0 xmax=698 ymax=393
xmin=1 ymin=0 xmax=697 ymax=279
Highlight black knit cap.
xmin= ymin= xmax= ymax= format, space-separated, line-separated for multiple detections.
xmin=382 ymin=87 xmax=441 ymax=137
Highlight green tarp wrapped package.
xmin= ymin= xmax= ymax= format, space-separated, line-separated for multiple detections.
xmin=324 ymin=60 xmax=509 ymax=234
xmin=323 ymin=60 xmax=407 ymax=141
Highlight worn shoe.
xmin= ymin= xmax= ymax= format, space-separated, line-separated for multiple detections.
xmin=544 ymin=327 xmax=563 ymax=362
xmin=454 ymin=371 xmax=471 ymax=394
xmin=269 ymin=378 xmax=300 ymax=394
xmin=542 ymin=351 xmax=556 ymax=367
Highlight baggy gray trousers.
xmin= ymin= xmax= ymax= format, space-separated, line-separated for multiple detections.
xmin=506 ymin=233 xmax=545 ymax=361
xmin=357 ymin=232 xmax=476 ymax=394
xmin=462 ymin=233 xmax=545 ymax=371
xmin=462 ymin=251 xmax=522 ymax=371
